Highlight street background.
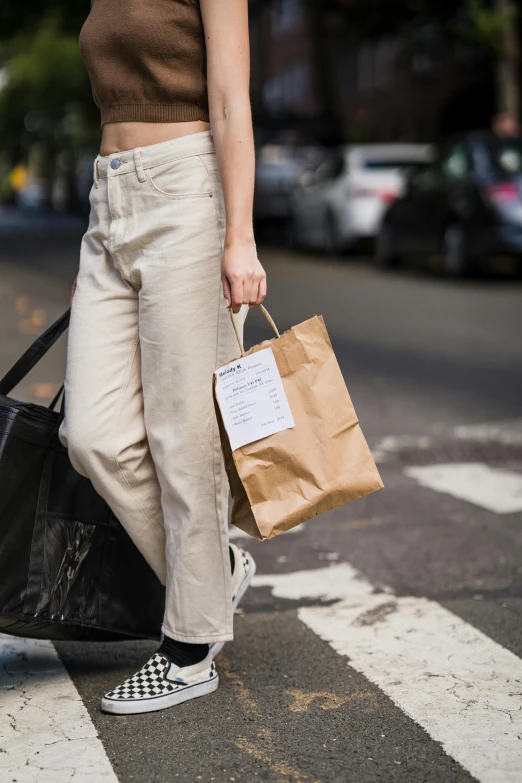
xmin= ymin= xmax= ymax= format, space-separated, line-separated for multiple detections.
xmin=1 ymin=2 xmax=522 ymax=782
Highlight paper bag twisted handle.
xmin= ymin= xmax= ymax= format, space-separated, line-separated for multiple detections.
xmin=229 ymin=303 xmax=280 ymax=357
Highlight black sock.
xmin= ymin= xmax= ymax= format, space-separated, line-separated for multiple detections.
xmin=159 ymin=546 xmax=235 ymax=667
xmin=159 ymin=635 xmax=209 ymax=667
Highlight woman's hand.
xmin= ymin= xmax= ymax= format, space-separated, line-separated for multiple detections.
xmin=70 ymin=276 xmax=77 ymax=306
xmin=222 ymin=240 xmax=266 ymax=313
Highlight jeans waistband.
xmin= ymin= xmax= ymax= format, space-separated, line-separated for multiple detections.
xmin=93 ymin=130 xmax=215 ymax=186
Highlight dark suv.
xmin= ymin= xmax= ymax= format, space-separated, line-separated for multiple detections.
xmin=376 ymin=131 xmax=522 ymax=276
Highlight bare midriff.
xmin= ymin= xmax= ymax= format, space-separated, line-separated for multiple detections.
xmin=99 ymin=119 xmax=212 ymax=156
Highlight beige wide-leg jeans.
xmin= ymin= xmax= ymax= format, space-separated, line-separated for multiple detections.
xmin=59 ymin=130 xmax=247 ymax=643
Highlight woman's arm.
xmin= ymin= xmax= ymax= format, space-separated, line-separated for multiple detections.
xmin=200 ymin=0 xmax=266 ymax=313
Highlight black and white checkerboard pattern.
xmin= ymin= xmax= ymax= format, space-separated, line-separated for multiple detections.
xmin=241 ymin=550 xmax=250 ymax=572
xmin=105 ymin=653 xmax=217 ymax=702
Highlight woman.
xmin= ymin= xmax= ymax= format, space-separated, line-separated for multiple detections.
xmin=59 ymin=0 xmax=265 ymax=715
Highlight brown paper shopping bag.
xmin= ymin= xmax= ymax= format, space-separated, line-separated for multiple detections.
xmin=213 ymin=304 xmax=383 ymax=540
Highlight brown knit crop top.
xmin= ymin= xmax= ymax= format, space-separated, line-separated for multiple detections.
xmin=79 ymin=0 xmax=209 ymax=127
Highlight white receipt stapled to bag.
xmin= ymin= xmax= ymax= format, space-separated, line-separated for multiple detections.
xmin=214 ymin=346 xmax=295 ymax=451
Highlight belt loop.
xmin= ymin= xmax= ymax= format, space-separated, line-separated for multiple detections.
xmin=134 ymin=148 xmax=146 ymax=183
xmin=93 ymin=155 xmax=100 ymax=188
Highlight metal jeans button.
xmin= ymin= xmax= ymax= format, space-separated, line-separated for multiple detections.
xmin=110 ymin=159 xmax=121 ymax=170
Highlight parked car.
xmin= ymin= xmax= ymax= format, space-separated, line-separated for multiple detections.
xmin=376 ymin=131 xmax=522 ymax=277
xmin=288 ymin=143 xmax=434 ymax=253
xmin=254 ymin=143 xmax=324 ymax=223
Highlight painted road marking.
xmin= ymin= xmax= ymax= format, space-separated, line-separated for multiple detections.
xmin=371 ymin=434 xmax=433 ymax=463
xmin=0 ymin=635 xmax=118 ymax=783
xmin=371 ymin=417 xmax=522 ymax=464
xmin=454 ymin=418 xmax=522 ymax=446
xmin=253 ymin=564 xmax=522 ymax=783
xmin=405 ymin=462 xmax=522 ymax=514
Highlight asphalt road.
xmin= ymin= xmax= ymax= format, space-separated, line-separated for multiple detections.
xmin=1 ymin=217 xmax=522 ymax=783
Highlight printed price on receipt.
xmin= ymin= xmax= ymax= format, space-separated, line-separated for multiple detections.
xmin=214 ymin=347 xmax=295 ymax=451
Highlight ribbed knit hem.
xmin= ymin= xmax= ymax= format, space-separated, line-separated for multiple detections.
xmin=100 ymin=102 xmax=210 ymax=126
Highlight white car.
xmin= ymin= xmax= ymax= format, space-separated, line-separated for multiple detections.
xmin=254 ymin=143 xmax=324 ymax=222
xmin=289 ymin=143 xmax=435 ymax=253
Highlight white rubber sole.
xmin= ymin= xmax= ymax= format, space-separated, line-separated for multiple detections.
xmin=101 ymin=675 xmax=219 ymax=715
xmin=210 ymin=554 xmax=257 ymax=658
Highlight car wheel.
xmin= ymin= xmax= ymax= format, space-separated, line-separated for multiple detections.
xmin=322 ymin=212 xmax=341 ymax=255
xmin=376 ymin=224 xmax=401 ymax=269
xmin=443 ymin=225 xmax=475 ymax=278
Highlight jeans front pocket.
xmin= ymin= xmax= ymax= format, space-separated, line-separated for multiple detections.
xmin=146 ymin=156 xmax=213 ymax=200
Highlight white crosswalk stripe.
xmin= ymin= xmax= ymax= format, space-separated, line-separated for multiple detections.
xmin=3 ymin=556 xmax=521 ymax=782
xmin=2 ymin=418 xmax=520 ymax=781
xmin=454 ymin=418 xmax=522 ymax=446
xmin=254 ymin=564 xmax=522 ymax=783
xmin=405 ymin=462 xmax=522 ymax=513
xmin=0 ymin=636 xmax=118 ymax=783
xmin=371 ymin=417 xmax=522 ymax=463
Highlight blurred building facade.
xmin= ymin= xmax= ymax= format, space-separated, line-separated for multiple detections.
xmin=250 ymin=0 xmax=495 ymax=145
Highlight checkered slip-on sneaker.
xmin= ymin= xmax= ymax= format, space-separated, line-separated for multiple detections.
xmin=101 ymin=651 xmax=218 ymax=715
xmin=210 ymin=543 xmax=256 ymax=658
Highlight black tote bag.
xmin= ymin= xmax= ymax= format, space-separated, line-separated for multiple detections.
xmin=0 ymin=309 xmax=165 ymax=641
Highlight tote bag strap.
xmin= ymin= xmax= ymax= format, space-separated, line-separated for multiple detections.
xmin=0 ymin=309 xmax=71 ymax=398
xmin=48 ymin=383 xmax=65 ymax=412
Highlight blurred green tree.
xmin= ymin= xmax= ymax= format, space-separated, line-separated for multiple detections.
xmin=0 ymin=8 xmax=98 ymax=207
xmin=0 ymin=11 xmax=97 ymax=149
xmin=0 ymin=1 xmax=89 ymax=39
